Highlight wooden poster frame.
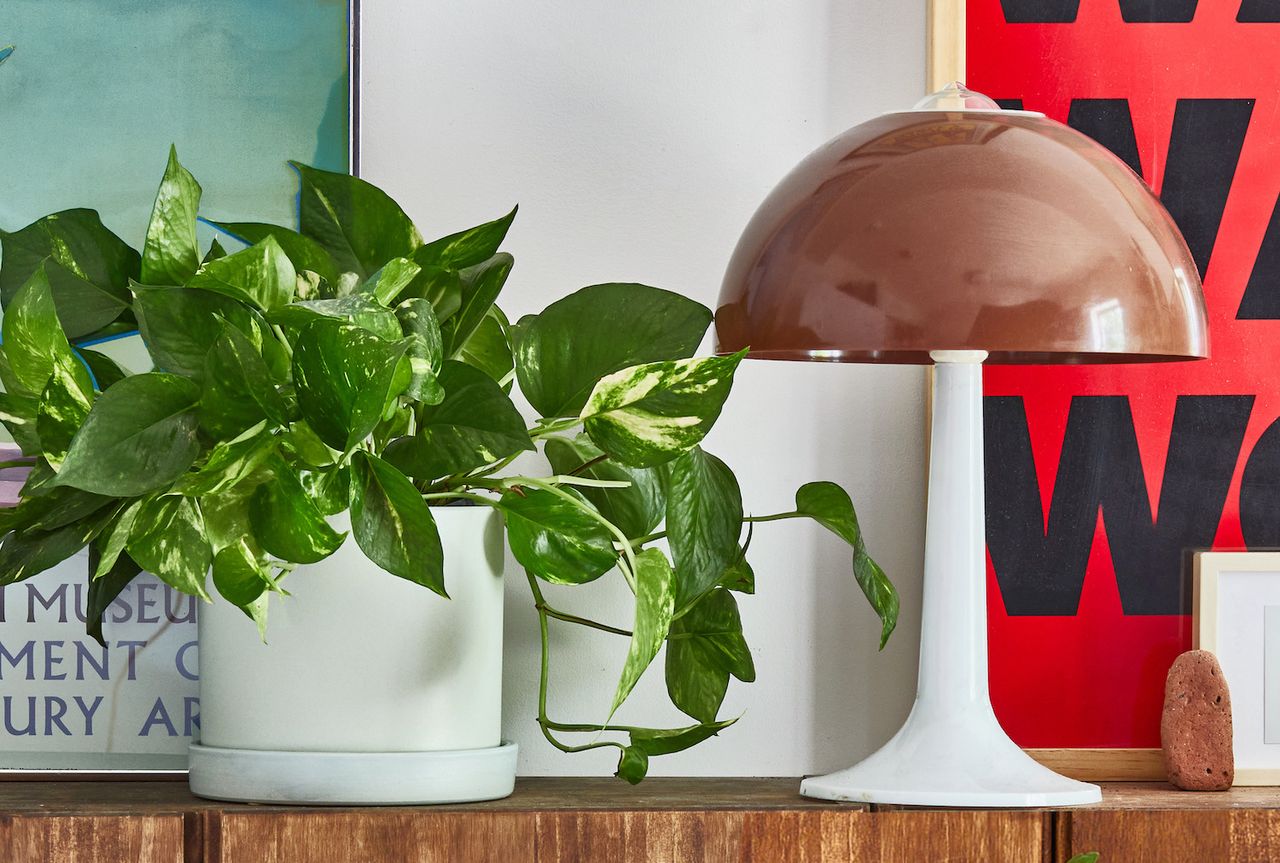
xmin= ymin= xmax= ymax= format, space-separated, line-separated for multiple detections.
xmin=925 ymin=0 xmax=1164 ymax=782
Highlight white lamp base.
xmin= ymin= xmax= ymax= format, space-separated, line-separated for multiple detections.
xmin=802 ymin=352 xmax=1101 ymax=808
xmin=801 ymin=707 xmax=1100 ymax=807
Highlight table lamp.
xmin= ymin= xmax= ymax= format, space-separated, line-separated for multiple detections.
xmin=716 ymin=84 xmax=1208 ymax=807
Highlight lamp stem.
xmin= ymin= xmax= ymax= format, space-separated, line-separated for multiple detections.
xmin=798 ymin=350 xmax=1101 ymax=806
xmin=918 ymin=350 xmax=989 ymax=712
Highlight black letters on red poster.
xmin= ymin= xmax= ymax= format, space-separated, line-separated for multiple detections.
xmin=969 ymin=1 xmax=1280 ymax=746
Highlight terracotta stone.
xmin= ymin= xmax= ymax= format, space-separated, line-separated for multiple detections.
xmin=1161 ymin=649 xmax=1234 ymax=791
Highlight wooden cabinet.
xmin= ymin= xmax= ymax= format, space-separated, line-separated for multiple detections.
xmin=0 ymin=778 xmax=1275 ymax=862
xmin=1059 ymin=785 xmax=1280 ymax=861
xmin=0 ymin=783 xmax=191 ymax=863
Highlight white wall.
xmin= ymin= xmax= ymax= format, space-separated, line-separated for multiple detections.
xmin=361 ymin=0 xmax=928 ymax=777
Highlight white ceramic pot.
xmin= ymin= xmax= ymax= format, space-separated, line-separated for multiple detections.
xmin=188 ymin=506 xmax=517 ymax=805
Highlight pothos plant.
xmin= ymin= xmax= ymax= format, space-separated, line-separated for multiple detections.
xmin=0 ymin=148 xmax=899 ymax=781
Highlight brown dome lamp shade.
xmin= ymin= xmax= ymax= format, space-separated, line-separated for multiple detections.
xmin=716 ymin=85 xmax=1209 ymax=808
xmin=716 ymin=85 xmax=1207 ymax=364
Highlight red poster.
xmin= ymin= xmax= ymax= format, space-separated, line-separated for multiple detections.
xmin=969 ymin=0 xmax=1280 ymax=747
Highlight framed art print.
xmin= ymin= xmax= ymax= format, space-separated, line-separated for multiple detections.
xmin=1196 ymin=551 xmax=1280 ymax=785
xmin=0 ymin=0 xmax=354 ymax=774
xmin=930 ymin=0 xmax=1280 ymax=778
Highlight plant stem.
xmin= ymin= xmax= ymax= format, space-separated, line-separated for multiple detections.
xmin=525 ymin=570 xmax=622 ymax=755
xmin=419 ymin=491 xmax=497 ymax=506
xmin=627 ymin=511 xmax=804 ymax=548
xmin=545 ymin=474 xmax=631 ymax=489
xmin=529 ymin=418 xmax=580 ymax=440
xmin=271 ymin=324 xmax=294 ymax=359
xmin=0 ymin=458 xmax=36 ymax=471
xmin=567 ymin=454 xmax=609 ymax=476
xmin=745 ymin=511 xmax=802 ymax=524
xmin=537 ymin=603 xmax=632 ymax=637
xmin=542 ymin=719 xmax=652 ymax=734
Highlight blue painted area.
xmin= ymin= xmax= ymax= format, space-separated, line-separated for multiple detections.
xmin=0 ymin=46 xmax=13 ymax=65
xmin=0 ymin=1 xmax=348 ymax=245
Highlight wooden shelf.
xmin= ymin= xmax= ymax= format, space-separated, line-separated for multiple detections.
xmin=2 ymin=778 xmax=1278 ymax=862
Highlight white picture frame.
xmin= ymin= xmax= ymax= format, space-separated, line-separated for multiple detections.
xmin=1194 ymin=551 xmax=1280 ymax=785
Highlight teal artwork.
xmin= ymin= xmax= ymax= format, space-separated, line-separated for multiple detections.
xmin=0 ymin=0 xmax=349 ymax=274
xmin=0 ymin=0 xmax=348 ymax=773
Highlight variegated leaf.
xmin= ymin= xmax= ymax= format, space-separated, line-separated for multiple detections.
xmin=611 ymin=548 xmax=676 ymax=714
xmin=126 ymin=495 xmax=211 ymax=600
xmin=38 ymin=355 xmax=97 ymax=467
xmin=580 ymin=349 xmax=746 ymax=468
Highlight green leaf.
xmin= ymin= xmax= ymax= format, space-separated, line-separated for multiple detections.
xmin=92 ymin=499 xmax=142 ymax=579
xmin=270 ymin=294 xmax=402 ymax=341
xmin=795 ymin=481 xmax=863 ymax=546
xmin=634 ymin=717 xmax=737 ymax=757
xmin=515 ymin=284 xmax=713 ymax=418
xmin=14 ymin=485 xmax=113 ymax=533
xmin=615 ymin=747 xmax=649 ymax=785
xmin=291 ymin=319 xmax=411 ymax=451
xmin=201 ymin=323 xmax=290 ymax=438
xmin=172 ymin=423 xmax=277 ymax=497
xmin=500 ymin=488 xmax=617 ymax=584
xmin=403 ymin=265 xmax=462 ymax=322
xmin=666 ymin=588 xmax=754 ymax=723
xmin=414 ymin=206 xmax=517 ymax=270
xmin=79 ymin=349 xmax=130 ymax=391
xmin=0 ymin=504 xmax=118 ymax=586
xmin=457 ymin=306 xmax=513 ymax=386
xmin=141 ymin=146 xmax=202 ymax=285
xmin=443 ymin=253 xmax=513 ymax=358
xmin=664 ymin=447 xmax=743 ymax=609
xmin=300 ymin=465 xmax=350 ymax=515
xmin=544 ymin=434 xmax=663 ymax=538
xmin=718 ymin=550 xmax=754 ymax=595
xmin=0 ymin=345 xmax=28 ymax=396
xmin=54 ymin=372 xmax=201 ymax=496
xmin=212 ymin=538 xmax=270 ymax=607
xmin=615 ymin=717 xmax=738 ymax=784
xmin=249 ymin=458 xmax=346 ymax=563
xmin=581 ymin=351 xmax=746 ymax=468
xmin=2 ymin=266 xmax=93 ymax=397
xmin=611 ymin=548 xmax=676 ymax=713
xmin=201 ymin=486 xmax=259 ymax=554
xmin=36 ymin=355 xmax=93 ymax=469
xmin=134 ymin=285 xmax=288 ymax=381
xmin=383 ymin=361 xmax=532 ymax=481
xmin=395 ymin=298 xmax=445 ymax=403
xmin=1066 ymin=854 xmax=1100 ymax=863
xmin=292 ymin=161 xmax=422 ymax=278
xmin=85 ymin=548 xmax=142 ymax=647
xmin=350 ymin=452 xmax=445 ymax=595
xmin=203 ymin=238 xmax=228 ymax=263
xmin=361 ymin=257 xmax=421 ymax=306
xmin=187 ymin=236 xmax=296 ymax=311
xmin=854 ymin=552 xmax=899 ymax=650
xmin=127 ymin=495 xmax=211 ymax=599
xmin=795 ymin=481 xmax=898 ymax=648
xmin=0 ymin=209 xmax=138 ymax=338
xmin=206 ymin=221 xmax=340 ymax=284
xmin=284 ymin=421 xmax=338 ymax=468
xmin=0 ymin=392 xmax=41 ymax=453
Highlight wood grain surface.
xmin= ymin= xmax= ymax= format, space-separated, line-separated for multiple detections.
xmin=2 ymin=778 xmax=1278 ymax=862
xmin=207 ymin=808 xmax=1048 ymax=863
xmin=0 ymin=814 xmax=187 ymax=863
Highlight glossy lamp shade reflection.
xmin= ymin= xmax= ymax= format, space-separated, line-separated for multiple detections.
xmin=717 ymin=90 xmax=1209 ymax=809
xmin=716 ymin=109 xmax=1208 ymax=363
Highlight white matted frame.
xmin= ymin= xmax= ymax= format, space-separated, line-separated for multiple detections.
xmin=1195 ymin=551 xmax=1280 ymax=786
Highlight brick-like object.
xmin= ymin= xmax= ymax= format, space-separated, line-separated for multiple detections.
xmin=1161 ymin=649 xmax=1233 ymax=791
